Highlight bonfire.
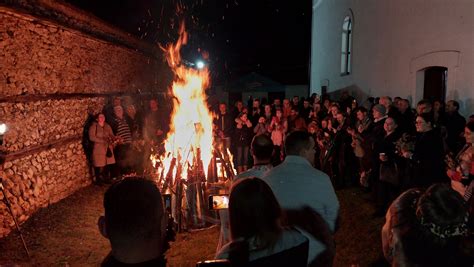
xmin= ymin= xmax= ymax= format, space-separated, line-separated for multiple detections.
xmin=150 ymin=22 xmax=235 ymax=230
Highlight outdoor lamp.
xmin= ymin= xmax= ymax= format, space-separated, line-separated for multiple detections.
xmin=196 ymin=60 xmax=205 ymax=69
xmin=0 ymin=123 xmax=7 ymax=146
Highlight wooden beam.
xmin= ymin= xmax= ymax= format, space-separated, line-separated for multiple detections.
xmin=0 ymin=135 xmax=82 ymax=162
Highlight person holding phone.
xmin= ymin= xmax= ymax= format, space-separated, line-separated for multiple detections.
xmin=234 ymin=112 xmax=253 ymax=173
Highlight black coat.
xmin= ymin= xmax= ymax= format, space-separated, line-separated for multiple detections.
xmin=234 ymin=124 xmax=253 ymax=146
xmin=379 ymin=130 xmax=402 ymax=184
xmin=214 ymin=112 xmax=234 ymax=138
xmin=444 ymin=111 xmax=466 ymax=154
xmin=411 ymin=129 xmax=448 ymax=187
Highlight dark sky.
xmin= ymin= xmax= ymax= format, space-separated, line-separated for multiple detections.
xmin=64 ymin=0 xmax=312 ymax=85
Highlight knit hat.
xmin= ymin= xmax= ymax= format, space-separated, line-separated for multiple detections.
xmin=373 ymin=104 xmax=386 ymax=115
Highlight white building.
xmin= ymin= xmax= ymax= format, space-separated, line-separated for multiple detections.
xmin=310 ymin=0 xmax=474 ymax=116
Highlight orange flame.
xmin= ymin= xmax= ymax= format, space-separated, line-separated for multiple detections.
xmin=160 ymin=22 xmax=214 ymax=182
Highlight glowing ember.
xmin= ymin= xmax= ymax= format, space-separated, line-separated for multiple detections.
xmin=158 ymin=22 xmax=214 ymax=183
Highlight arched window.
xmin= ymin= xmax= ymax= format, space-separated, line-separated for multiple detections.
xmin=341 ymin=15 xmax=352 ymax=75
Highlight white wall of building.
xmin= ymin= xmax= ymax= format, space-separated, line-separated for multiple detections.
xmin=311 ymin=0 xmax=474 ymax=116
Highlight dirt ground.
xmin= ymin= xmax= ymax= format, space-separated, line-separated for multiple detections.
xmin=0 ymin=185 xmax=385 ymax=267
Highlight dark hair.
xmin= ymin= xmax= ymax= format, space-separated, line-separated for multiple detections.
xmin=251 ymin=134 xmax=274 ymax=161
xmin=356 ymin=107 xmax=368 ymax=113
xmin=418 ymin=112 xmax=434 ymax=126
xmin=386 ymin=116 xmax=398 ymax=125
xmin=389 ymin=184 xmax=472 ymax=266
xmin=95 ymin=112 xmax=105 ymax=120
xmin=466 ymin=121 xmax=474 ymax=132
xmin=238 ymin=112 xmax=247 ymax=118
xmin=449 ymin=100 xmax=460 ymax=111
xmin=417 ymin=99 xmax=433 ymax=108
xmin=285 ymin=131 xmax=312 ymax=155
xmin=104 ymin=178 xmax=164 ymax=246
xmin=228 ymin=178 xmax=282 ymax=262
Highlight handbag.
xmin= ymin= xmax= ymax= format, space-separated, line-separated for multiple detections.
xmin=379 ymin=161 xmax=399 ymax=186
xmin=106 ymin=147 xmax=113 ymax=157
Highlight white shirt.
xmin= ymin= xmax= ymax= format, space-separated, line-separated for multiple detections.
xmin=262 ymin=155 xmax=340 ymax=262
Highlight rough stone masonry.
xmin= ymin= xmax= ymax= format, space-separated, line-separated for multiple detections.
xmin=0 ymin=1 xmax=167 ymax=237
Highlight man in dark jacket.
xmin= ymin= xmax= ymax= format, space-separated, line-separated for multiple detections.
xmin=444 ymin=100 xmax=466 ymax=154
xmin=397 ymin=99 xmax=416 ymax=134
xmin=214 ymin=103 xmax=234 ymax=152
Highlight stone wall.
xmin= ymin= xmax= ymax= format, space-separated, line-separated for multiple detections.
xmin=0 ymin=140 xmax=91 ymax=236
xmin=0 ymin=2 xmax=168 ymax=237
xmin=1 ymin=8 xmax=167 ymax=96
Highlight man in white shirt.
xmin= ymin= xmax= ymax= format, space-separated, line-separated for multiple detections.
xmin=262 ymin=131 xmax=340 ymax=262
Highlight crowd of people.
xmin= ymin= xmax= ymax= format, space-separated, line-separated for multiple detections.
xmin=85 ymin=96 xmax=169 ymax=184
xmin=89 ymin=93 xmax=474 ymax=266
xmin=215 ymin=94 xmax=474 ymax=216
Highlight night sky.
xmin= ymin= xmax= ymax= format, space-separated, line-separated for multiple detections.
xmin=64 ymin=0 xmax=312 ymax=85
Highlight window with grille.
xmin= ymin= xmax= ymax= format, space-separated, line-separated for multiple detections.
xmin=341 ymin=15 xmax=352 ymax=75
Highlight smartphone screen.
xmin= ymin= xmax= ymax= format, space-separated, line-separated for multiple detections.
xmin=163 ymin=194 xmax=172 ymax=210
xmin=208 ymin=195 xmax=229 ymax=210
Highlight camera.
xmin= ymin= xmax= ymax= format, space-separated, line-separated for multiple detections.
xmin=208 ymin=195 xmax=229 ymax=210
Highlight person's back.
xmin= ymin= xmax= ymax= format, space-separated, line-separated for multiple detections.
xmin=98 ymin=178 xmax=168 ymax=267
xmin=263 ymin=156 xmax=339 ymax=231
xmin=217 ymin=228 xmax=308 ymax=267
xmin=216 ymin=178 xmax=310 ymax=266
xmin=382 ymin=184 xmax=474 ymax=267
xmin=217 ymin=135 xmax=275 ymax=252
xmin=262 ymin=131 xmax=339 ymax=263
xmin=262 ymin=131 xmax=339 ymax=231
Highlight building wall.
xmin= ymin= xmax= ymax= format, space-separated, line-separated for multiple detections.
xmin=0 ymin=3 xmax=167 ymax=237
xmin=311 ymin=0 xmax=474 ymax=116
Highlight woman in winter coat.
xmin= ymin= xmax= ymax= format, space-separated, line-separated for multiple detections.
xmin=376 ymin=117 xmax=402 ymax=214
xmin=402 ymin=113 xmax=448 ymax=188
xmin=89 ymin=113 xmax=116 ymax=184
